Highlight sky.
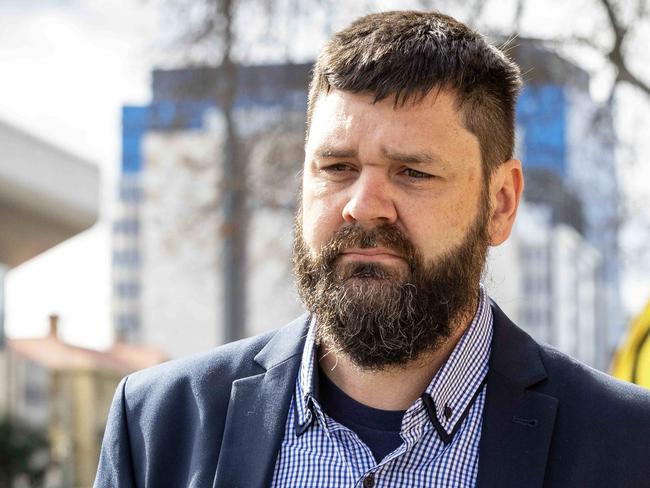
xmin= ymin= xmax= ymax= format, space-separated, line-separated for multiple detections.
xmin=2 ymin=0 xmax=650 ymax=350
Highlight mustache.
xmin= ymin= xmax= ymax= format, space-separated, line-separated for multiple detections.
xmin=316 ymin=223 xmax=418 ymax=269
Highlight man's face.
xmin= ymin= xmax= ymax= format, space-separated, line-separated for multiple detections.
xmin=293 ymin=88 xmax=491 ymax=369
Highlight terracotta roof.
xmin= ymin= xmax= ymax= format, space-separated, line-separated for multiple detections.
xmin=104 ymin=342 xmax=169 ymax=373
xmin=7 ymin=334 xmax=167 ymax=374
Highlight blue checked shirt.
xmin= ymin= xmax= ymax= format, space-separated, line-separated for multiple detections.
xmin=271 ymin=286 xmax=493 ymax=488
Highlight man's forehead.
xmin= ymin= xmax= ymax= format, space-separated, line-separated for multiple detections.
xmin=311 ymin=87 xmax=461 ymax=114
xmin=306 ymin=88 xmax=475 ymax=164
xmin=307 ymin=88 xmax=463 ymax=137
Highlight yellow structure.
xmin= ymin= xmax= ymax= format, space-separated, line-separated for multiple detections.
xmin=6 ymin=315 xmax=166 ymax=487
xmin=611 ymin=298 xmax=650 ymax=388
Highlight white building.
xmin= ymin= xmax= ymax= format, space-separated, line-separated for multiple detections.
xmin=487 ymin=40 xmax=621 ymax=370
xmin=113 ymin=98 xmax=305 ymax=358
xmin=488 ymin=201 xmax=605 ymax=369
xmin=111 ymin=172 xmax=143 ymax=342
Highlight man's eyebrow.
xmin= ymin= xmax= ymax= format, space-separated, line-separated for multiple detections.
xmin=313 ymin=146 xmax=445 ymax=165
xmin=382 ymin=148 xmax=441 ymax=165
xmin=314 ymin=146 xmax=357 ymax=159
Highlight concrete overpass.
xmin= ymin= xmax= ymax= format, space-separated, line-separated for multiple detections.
xmin=0 ymin=118 xmax=99 ymax=267
xmin=0 ymin=118 xmax=100 ymax=347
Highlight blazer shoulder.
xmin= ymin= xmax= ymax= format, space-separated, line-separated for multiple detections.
xmin=490 ymin=300 xmax=650 ymax=417
xmin=119 ymin=313 xmax=310 ymax=406
xmin=121 ymin=320 xmax=300 ymax=407
xmin=537 ymin=342 xmax=650 ymax=418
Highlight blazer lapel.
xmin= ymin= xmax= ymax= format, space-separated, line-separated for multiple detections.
xmin=477 ymin=303 xmax=558 ymax=488
xmin=213 ymin=315 xmax=310 ymax=488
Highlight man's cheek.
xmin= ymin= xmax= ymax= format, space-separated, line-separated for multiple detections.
xmin=304 ymin=218 xmax=337 ymax=251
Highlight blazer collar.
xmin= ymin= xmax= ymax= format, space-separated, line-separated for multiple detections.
xmin=254 ymin=313 xmax=311 ymax=370
xmin=488 ymin=300 xmax=548 ymax=387
xmin=477 ymin=300 xmax=558 ymax=488
xmin=213 ymin=314 xmax=310 ymax=488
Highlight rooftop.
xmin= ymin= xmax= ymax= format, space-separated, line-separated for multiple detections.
xmin=8 ymin=316 xmax=166 ymax=374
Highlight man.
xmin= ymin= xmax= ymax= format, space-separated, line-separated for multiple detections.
xmin=95 ymin=11 xmax=650 ymax=488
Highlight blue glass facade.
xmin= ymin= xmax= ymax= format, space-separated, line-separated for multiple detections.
xmin=516 ymin=84 xmax=567 ymax=176
xmin=121 ymin=101 xmax=214 ymax=174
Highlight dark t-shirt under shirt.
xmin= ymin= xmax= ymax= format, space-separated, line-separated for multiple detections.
xmin=318 ymin=368 xmax=406 ymax=462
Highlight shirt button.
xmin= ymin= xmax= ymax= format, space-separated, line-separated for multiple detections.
xmin=444 ymin=405 xmax=453 ymax=420
xmin=363 ymin=473 xmax=375 ymax=488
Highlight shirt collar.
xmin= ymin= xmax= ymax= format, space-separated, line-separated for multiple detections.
xmin=294 ymin=286 xmax=493 ymax=442
xmin=409 ymin=285 xmax=493 ymax=442
xmin=294 ymin=316 xmax=318 ymax=434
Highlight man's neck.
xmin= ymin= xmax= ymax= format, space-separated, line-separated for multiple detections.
xmin=317 ymin=313 xmax=473 ymax=411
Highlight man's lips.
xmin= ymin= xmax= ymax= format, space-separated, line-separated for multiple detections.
xmin=339 ymin=248 xmax=403 ymax=261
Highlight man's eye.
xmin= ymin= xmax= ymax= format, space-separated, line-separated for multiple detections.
xmin=402 ymin=168 xmax=432 ymax=179
xmin=323 ymin=163 xmax=353 ymax=172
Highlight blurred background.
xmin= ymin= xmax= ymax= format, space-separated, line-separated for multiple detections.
xmin=2 ymin=0 xmax=650 ymax=485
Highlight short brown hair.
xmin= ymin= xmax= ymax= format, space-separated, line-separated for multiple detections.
xmin=307 ymin=10 xmax=522 ymax=177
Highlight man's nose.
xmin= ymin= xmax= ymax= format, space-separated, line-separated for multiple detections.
xmin=341 ymin=171 xmax=397 ymax=225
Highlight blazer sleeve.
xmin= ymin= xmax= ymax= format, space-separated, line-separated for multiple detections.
xmin=94 ymin=376 xmax=137 ymax=488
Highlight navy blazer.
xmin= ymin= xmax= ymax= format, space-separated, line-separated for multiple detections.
xmin=95 ymin=303 xmax=650 ymax=487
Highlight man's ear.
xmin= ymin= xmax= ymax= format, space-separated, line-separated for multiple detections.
xmin=488 ymin=159 xmax=524 ymax=246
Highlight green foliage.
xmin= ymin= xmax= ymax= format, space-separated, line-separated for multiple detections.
xmin=0 ymin=416 xmax=49 ymax=488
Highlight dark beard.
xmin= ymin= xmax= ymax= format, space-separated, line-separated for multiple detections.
xmin=292 ymin=194 xmax=491 ymax=371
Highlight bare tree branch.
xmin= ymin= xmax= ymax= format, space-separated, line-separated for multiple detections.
xmin=614 ymin=61 xmax=650 ymax=96
xmin=598 ymin=0 xmax=627 ymax=38
xmin=597 ymin=0 xmax=650 ymax=96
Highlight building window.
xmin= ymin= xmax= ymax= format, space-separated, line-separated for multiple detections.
xmin=115 ymin=281 xmax=140 ymax=299
xmin=113 ymin=250 xmax=141 ymax=267
xmin=119 ymin=185 xmax=142 ymax=203
xmin=24 ymin=364 xmax=47 ymax=405
xmin=117 ymin=313 xmax=140 ymax=332
xmin=113 ymin=219 xmax=140 ymax=236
